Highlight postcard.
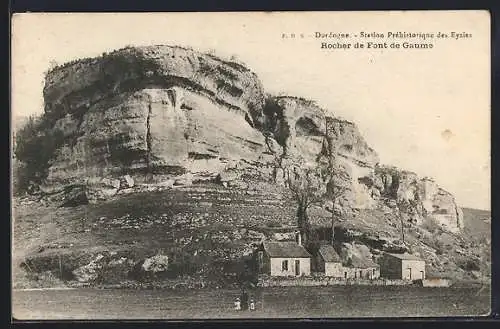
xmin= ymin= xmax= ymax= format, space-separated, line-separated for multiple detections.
xmin=11 ymin=11 xmax=491 ymax=319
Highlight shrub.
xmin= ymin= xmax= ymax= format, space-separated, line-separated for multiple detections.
xmin=421 ymin=231 xmax=445 ymax=255
xmin=421 ymin=217 xmax=442 ymax=234
xmin=265 ymin=220 xmax=281 ymax=228
xmin=13 ymin=115 xmax=65 ymax=194
xmin=433 ymin=239 xmax=445 ymax=255
xmin=12 ymin=160 xmax=35 ymax=195
xmin=457 ymin=257 xmax=481 ymax=272
xmin=343 ymin=257 xmax=353 ymax=267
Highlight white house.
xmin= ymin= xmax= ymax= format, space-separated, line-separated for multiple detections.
xmin=255 ymin=238 xmax=311 ymax=277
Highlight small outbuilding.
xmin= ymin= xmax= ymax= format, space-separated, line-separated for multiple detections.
xmin=316 ymin=244 xmax=343 ymax=277
xmin=255 ymin=240 xmax=311 ymax=277
xmin=342 ymin=256 xmax=380 ymax=280
xmin=379 ymin=252 xmax=426 ymax=280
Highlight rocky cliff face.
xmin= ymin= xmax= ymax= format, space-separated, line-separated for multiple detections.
xmin=372 ymin=166 xmax=464 ymax=232
xmin=262 ymin=96 xmax=381 ymax=213
xmin=25 ymin=45 xmax=463 ymax=232
xmin=262 ymin=96 xmax=379 ymax=165
xmin=42 ymin=45 xmax=269 ymax=187
xmin=260 ymin=97 xmax=463 ymax=232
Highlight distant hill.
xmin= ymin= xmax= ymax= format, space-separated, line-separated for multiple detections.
xmin=461 ymin=207 xmax=491 ymax=242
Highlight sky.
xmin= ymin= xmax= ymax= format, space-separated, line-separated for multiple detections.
xmin=11 ymin=11 xmax=491 ymax=210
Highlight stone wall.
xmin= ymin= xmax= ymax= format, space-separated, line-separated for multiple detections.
xmin=416 ymin=278 xmax=451 ymax=287
xmin=257 ymin=274 xmax=413 ymax=287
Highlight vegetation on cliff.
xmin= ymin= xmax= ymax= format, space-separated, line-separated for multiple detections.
xmin=13 ymin=115 xmax=65 ymax=194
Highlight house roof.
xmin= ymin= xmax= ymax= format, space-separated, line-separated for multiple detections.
xmin=349 ymin=255 xmax=380 ymax=269
xmin=262 ymin=242 xmax=311 ymax=258
xmin=386 ymin=253 xmax=424 ymax=261
xmin=318 ymin=245 xmax=342 ymax=263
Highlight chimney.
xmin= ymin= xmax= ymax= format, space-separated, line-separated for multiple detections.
xmin=296 ymin=231 xmax=302 ymax=246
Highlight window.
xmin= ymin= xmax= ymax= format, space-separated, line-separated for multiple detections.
xmin=359 ymin=271 xmax=362 ymax=278
xmin=282 ymin=260 xmax=288 ymax=271
xmin=344 ymin=272 xmax=347 ymax=279
xmin=373 ymin=269 xmax=376 ymax=275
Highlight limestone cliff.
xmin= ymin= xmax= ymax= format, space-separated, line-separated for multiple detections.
xmin=261 ymin=96 xmax=463 ymax=232
xmin=372 ymin=166 xmax=464 ymax=232
xmin=42 ymin=45 xmax=268 ymax=187
xmin=19 ymin=44 xmax=463 ymax=233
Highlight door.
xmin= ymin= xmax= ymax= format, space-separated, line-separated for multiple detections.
xmin=295 ymin=260 xmax=300 ymax=276
xmin=405 ymin=268 xmax=412 ymax=280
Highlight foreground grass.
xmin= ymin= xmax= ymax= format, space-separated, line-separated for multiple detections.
xmin=12 ymin=285 xmax=491 ymax=319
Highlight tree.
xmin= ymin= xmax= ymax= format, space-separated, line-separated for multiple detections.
xmin=325 ymin=181 xmax=349 ymax=244
xmin=287 ymin=165 xmax=327 ymax=245
xmin=399 ymin=207 xmax=406 ymax=245
xmin=396 ymin=199 xmax=412 ymax=245
xmin=321 ymin=116 xmax=351 ymax=244
xmin=14 ymin=114 xmax=65 ymax=193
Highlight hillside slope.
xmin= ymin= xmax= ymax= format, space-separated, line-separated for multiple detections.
xmin=12 ymin=183 xmax=490 ymax=289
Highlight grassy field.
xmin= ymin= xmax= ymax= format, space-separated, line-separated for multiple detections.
xmin=12 ymin=285 xmax=491 ymax=320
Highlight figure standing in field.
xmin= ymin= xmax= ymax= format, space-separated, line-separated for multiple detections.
xmin=240 ymin=288 xmax=249 ymax=310
xmin=234 ymin=297 xmax=241 ymax=311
